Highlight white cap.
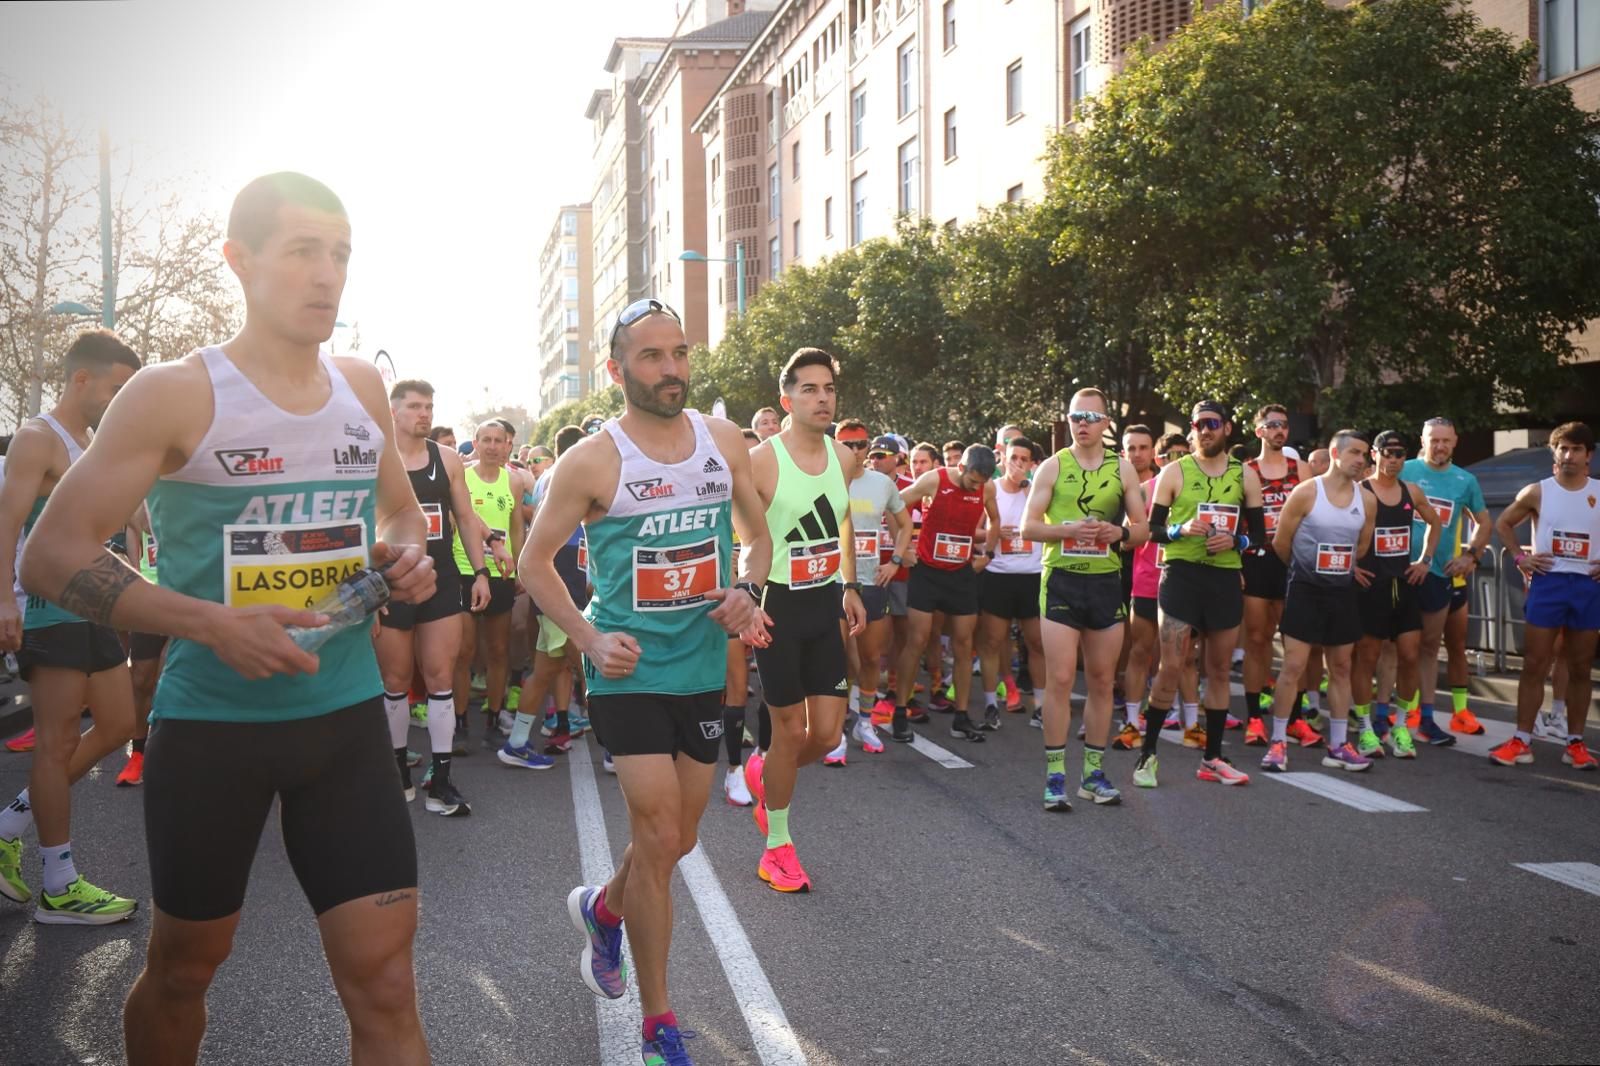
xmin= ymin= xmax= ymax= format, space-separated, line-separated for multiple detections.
xmin=1282 ymin=446 xmax=1301 ymax=460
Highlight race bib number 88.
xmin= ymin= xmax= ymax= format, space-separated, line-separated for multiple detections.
xmin=1316 ymin=543 xmax=1355 ymax=576
xmin=633 ymin=537 xmax=719 ymax=611
xmin=224 ymin=522 xmax=369 ymax=609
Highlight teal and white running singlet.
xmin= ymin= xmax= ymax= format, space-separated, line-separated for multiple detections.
xmin=582 ymin=411 xmax=733 ymax=697
xmin=16 ymin=414 xmax=87 ymax=630
xmin=147 ymin=347 xmax=384 ymax=723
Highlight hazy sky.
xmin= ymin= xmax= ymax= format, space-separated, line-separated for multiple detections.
xmin=0 ymin=0 xmax=676 ymax=427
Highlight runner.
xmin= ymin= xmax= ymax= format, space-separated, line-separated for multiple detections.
xmin=118 ymin=503 xmax=167 ymax=787
xmin=1136 ymin=400 xmax=1265 ymax=788
xmin=943 ymin=440 xmax=965 ymax=469
xmin=1259 ymin=430 xmax=1378 ymax=773
xmin=866 ymin=435 xmax=912 ymax=721
xmin=1350 ymin=432 xmax=1440 ymax=759
xmin=751 ymin=406 xmax=780 ymax=441
xmin=1115 ymin=425 xmax=1162 ymax=750
xmin=890 ymin=445 xmax=1001 ymax=743
xmin=1489 ymin=422 xmax=1600 ymax=771
xmin=743 ymin=350 xmax=867 ymax=890
xmin=20 ymin=172 xmax=435 ymax=1062
xmin=1401 ymin=417 xmax=1491 ymax=742
xmin=1024 ymin=391 xmax=1148 ymax=810
xmin=979 ymin=436 xmax=1046 ymax=734
xmin=522 ymin=297 xmax=769 ymax=1066
xmin=0 ymin=330 xmax=141 ymax=922
xmin=377 ymin=379 xmax=492 ymax=815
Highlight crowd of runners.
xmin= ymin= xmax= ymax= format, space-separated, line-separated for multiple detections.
xmin=0 ymin=172 xmax=1595 ymax=1066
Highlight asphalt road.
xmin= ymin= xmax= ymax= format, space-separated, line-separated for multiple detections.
xmin=1 ymin=683 xmax=1597 ymax=1066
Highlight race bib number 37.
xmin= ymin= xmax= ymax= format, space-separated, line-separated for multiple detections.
xmin=634 ymin=537 xmax=719 ymax=611
xmin=225 ymin=522 xmax=369 ymax=609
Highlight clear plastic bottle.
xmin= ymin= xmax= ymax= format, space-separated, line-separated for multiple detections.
xmin=285 ymin=568 xmax=392 ymax=652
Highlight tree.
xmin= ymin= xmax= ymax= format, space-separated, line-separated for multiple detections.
xmin=1049 ymin=0 xmax=1600 ymax=431
xmin=459 ymin=400 xmax=535 ymax=442
xmin=528 ymin=387 xmax=624 ymax=447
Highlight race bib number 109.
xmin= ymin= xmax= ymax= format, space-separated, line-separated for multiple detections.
xmin=224 ymin=522 xmax=369 ymax=609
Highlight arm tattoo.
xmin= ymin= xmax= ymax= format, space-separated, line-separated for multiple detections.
xmin=56 ymin=553 xmax=141 ymax=626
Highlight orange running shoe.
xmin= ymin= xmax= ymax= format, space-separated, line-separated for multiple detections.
xmin=1563 ymin=740 xmax=1597 ymax=771
xmin=4 ymin=727 xmax=34 ymax=753
xmin=1405 ymin=706 xmax=1421 ymax=731
xmin=758 ymin=844 xmax=812 ymax=893
xmin=1181 ymin=725 xmax=1206 ymax=749
xmin=115 ymin=752 xmax=144 ymax=787
xmin=1488 ymin=736 xmax=1533 ymax=767
xmin=1287 ymin=719 xmax=1325 ymax=748
xmin=1243 ymin=718 xmax=1268 ymax=746
xmin=1111 ymin=722 xmax=1143 ymax=750
xmin=1450 ymin=708 xmax=1485 ymax=735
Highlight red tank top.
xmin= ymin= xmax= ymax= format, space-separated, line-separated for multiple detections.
xmin=886 ymin=473 xmax=918 ymax=582
xmin=1247 ymin=455 xmax=1301 ymax=538
xmin=916 ymin=467 xmax=986 ymax=570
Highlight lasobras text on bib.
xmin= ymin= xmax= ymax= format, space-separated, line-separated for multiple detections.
xmin=225 ymin=522 xmax=369 ymax=610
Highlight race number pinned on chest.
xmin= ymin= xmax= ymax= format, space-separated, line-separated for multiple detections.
xmin=224 ymin=522 xmax=370 ymax=609
xmin=1375 ymin=527 xmax=1410 ymax=558
xmin=855 ymin=530 xmax=880 ymax=559
xmin=932 ymin=532 xmax=972 ymax=565
xmin=1264 ymin=505 xmax=1283 ymax=536
xmin=1316 ymin=543 xmax=1356 ymax=576
xmin=633 ymin=537 xmax=719 ymax=611
xmin=1197 ymin=502 xmax=1239 ymax=535
xmin=1553 ymin=529 xmax=1591 ymax=560
xmin=789 ymin=540 xmax=842 ymax=588
xmin=421 ymin=502 xmax=444 ymax=542
xmin=1001 ymin=534 xmax=1034 ymax=556
xmin=1427 ymin=496 xmax=1455 ymax=529
xmin=576 ymin=536 xmax=588 ymax=571
xmin=144 ymin=536 xmax=159 ymax=570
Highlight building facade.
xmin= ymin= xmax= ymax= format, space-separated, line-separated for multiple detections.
xmin=535 ymin=204 xmax=593 ymax=417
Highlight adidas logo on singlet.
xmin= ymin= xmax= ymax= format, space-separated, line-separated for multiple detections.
xmin=783 ymin=494 xmax=840 ymax=544
xmin=704 ymin=457 xmax=724 ymax=474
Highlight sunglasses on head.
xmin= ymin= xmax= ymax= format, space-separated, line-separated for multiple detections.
xmin=1259 ymin=419 xmax=1288 ymax=431
xmin=1068 ymin=411 xmax=1107 ymax=425
xmin=1191 ymin=417 xmax=1224 ymax=432
xmin=609 ymin=298 xmax=682 ymax=350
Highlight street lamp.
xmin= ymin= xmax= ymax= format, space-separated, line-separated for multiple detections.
xmin=678 ymin=246 xmax=746 ymax=316
xmin=49 ymin=302 xmax=98 ymax=317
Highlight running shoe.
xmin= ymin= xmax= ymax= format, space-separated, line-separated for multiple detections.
xmin=470 ymin=671 xmax=488 ymax=694
xmin=1303 ymin=710 xmax=1326 ymax=733
xmin=1132 ymin=753 xmax=1158 ymax=789
xmin=725 ymin=766 xmax=753 ymax=806
xmin=1111 ymin=722 xmax=1143 ymax=750
xmin=34 ymin=876 xmax=137 ymax=925
xmin=406 ymin=749 xmax=423 ymax=768
xmin=426 ymin=780 xmax=472 ymax=816
xmin=754 ymin=801 xmax=769 ymax=837
xmin=4 ymin=727 xmax=35 ymax=753
xmin=891 ymin=711 xmax=913 ymax=743
xmin=1224 ymin=714 xmax=1243 ymax=730
xmin=541 ymin=713 xmax=558 ymax=737
xmin=871 ymin=697 xmax=895 ymax=724
xmin=1450 ymin=708 xmax=1486 ymax=735
xmin=544 ymin=733 xmax=573 ymax=755
xmin=1355 ymin=728 xmax=1384 ymax=759
xmin=452 ymin=718 xmax=470 ymax=756
xmin=0 ymin=836 xmax=29 ymax=902
xmin=1388 ymin=725 xmax=1417 ymax=759
xmin=906 ymin=699 xmax=931 ymax=725
xmin=948 ymin=715 xmax=986 ymax=743
xmin=1321 ymin=743 xmax=1372 ymax=772
xmin=420 ymin=763 xmax=434 ymax=791
xmin=498 ymin=742 xmax=555 ymax=770
xmin=1162 ymin=711 xmax=1181 ymax=730
xmin=1533 ymin=708 xmax=1568 ymax=741
xmin=1415 ymin=715 xmax=1457 ymax=747
xmin=743 ymin=750 xmax=766 ymax=808
xmin=1286 ymin=720 xmax=1324 ymax=748
xmin=1405 ymin=705 xmax=1421 ymax=731
xmin=981 ymin=706 xmax=1002 ymax=732
xmin=1029 ymin=708 xmax=1042 ymax=729
xmin=602 ymin=750 xmax=616 ymax=774
xmin=929 ymin=689 xmax=955 ymax=713
xmin=566 ymin=885 xmax=627 ymax=999
xmin=497 ymin=709 xmax=516 ymax=734
xmin=569 ymin=709 xmax=591 ymax=737
xmin=1004 ymin=677 xmax=1023 ymax=712
xmin=1243 ymin=718 xmax=1268 ymax=746
xmin=1181 ymin=724 xmax=1205 ymax=749
xmin=1043 ymin=772 xmax=1071 ymax=811
xmin=823 ymin=738 xmax=847 ymax=767
xmin=641 ymin=1021 xmax=697 ymax=1066
xmin=1078 ymin=769 xmax=1123 ymax=805
xmin=409 ymin=704 xmax=427 ymax=729
xmin=1197 ymin=756 xmax=1249 ymax=785
xmin=1260 ymin=739 xmax=1289 ymax=773
xmin=757 ymin=843 xmax=811 ymax=893
xmin=852 ymin=715 xmax=884 ymax=753
xmin=116 ymin=751 xmax=144 ymax=787
xmin=1563 ymin=740 xmax=1598 ymax=771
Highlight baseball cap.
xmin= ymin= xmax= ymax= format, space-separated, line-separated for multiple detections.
xmin=868 ymin=435 xmax=902 ymax=456
xmin=1374 ymin=430 xmax=1406 ymax=453
xmin=1192 ymin=399 xmax=1230 ymax=419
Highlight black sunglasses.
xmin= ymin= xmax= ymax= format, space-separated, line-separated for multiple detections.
xmin=841 ymin=439 xmax=871 ymax=450
xmin=609 ymin=298 xmax=682 ymax=352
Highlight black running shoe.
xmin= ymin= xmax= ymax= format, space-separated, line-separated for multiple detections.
xmin=427 ymin=780 xmax=472 ymax=817
xmin=891 ymin=710 xmax=914 ymax=743
xmin=949 ymin=714 xmax=986 ymax=743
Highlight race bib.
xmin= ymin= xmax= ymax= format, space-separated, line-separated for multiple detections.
xmin=1000 ymin=534 xmax=1034 ymax=556
xmin=855 ymin=530 xmax=880 ymax=559
xmin=1427 ymin=496 xmax=1455 ymax=529
xmin=1061 ymin=536 xmax=1109 ymax=558
xmin=1375 ymin=527 xmax=1410 ymax=558
xmin=1315 ymin=543 xmax=1355 ymax=576
xmin=932 ymin=532 xmax=972 ymax=564
xmin=1197 ymin=502 xmax=1240 ymax=535
xmin=224 ymin=522 xmax=369 ymax=609
xmin=577 ymin=537 xmax=588 ymax=571
xmin=421 ymin=502 xmax=444 ymax=542
xmin=1264 ymin=505 xmax=1283 ymax=536
xmin=1553 ymin=529 xmax=1591 ymax=560
xmin=144 ymin=536 xmax=159 ymax=570
xmin=789 ymin=540 xmax=842 ymax=588
xmin=633 ymin=537 xmax=719 ymax=611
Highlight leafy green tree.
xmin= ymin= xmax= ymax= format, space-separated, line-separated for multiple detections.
xmin=528 ymin=387 xmax=623 ymax=447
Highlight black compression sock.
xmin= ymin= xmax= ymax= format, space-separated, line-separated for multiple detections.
xmin=1288 ymin=694 xmax=1306 ymax=726
xmin=431 ymin=753 xmax=452 ymax=785
xmin=722 ymin=705 xmax=744 ymax=766
xmin=556 ymin=710 xmax=570 ymax=734
xmin=1245 ymin=691 xmax=1261 ymax=721
xmin=1142 ymin=703 xmax=1169 ymax=756
xmin=1204 ymin=708 xmax=1227 ymax=759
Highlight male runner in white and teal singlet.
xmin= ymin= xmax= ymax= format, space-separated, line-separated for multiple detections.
xmin=521 ymin=298 xmax=771 ymax=1066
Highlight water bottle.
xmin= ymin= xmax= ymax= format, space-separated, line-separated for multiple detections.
xmin=285 ymin=567 xmax=391 ymax=652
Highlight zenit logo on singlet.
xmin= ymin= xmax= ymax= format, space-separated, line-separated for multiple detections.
xmin=215 ymin=449 xmax=286 ymax=477
xmin=627 ymin=479 xmax=677 ymax=501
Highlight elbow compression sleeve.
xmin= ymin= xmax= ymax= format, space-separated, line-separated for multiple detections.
xmin=1149 ymin=502 xmax=1174 ymax=543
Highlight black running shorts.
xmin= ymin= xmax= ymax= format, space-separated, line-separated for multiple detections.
xmin=1281 ymin=579 xmax=1362 ymax=647
xmin=128 ymin=631 xmax=169 ymax=663
xmin=906 ymin=563 xmax=979 ymax=616
xmin=858 ymin=584 xmax=891 ymax=623
xmin=458 ymin=574 xmax=516 ymax=616
xmin=142 ymin=698 xmax=417 ymax=921
xmin=754 ymin=583 xmax=849 ymax=707
xmin=1132 ymin=595 xmax=1158 ymax=623
xmin=588 ymin=690 xmax=723 ymax=763
xmin=1417 ymin=572 xmax=1470 ymax=615
xmin=381 ymin=576 xmax=462 ymax=630
xmin=979 ymin=570 xmax=1042 ymax=620
xmin=1157 ymin=560 xmax=1244 ymax=634
xmin=1358 ymin=576 xmax=1423 ymax=640
xmin=1241 ymin=550 xmax=1288 ymax=601
xmin=1042 ymin=568 xmax=1127 ymax=631
xmin=17 ymin=621 xmax=126 ymax=680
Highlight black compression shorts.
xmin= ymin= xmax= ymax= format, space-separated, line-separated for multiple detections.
xmin=588 ymin=690 xmax=723 ymax=763
xmin=754 ymin=583 xmax=848 ymax=707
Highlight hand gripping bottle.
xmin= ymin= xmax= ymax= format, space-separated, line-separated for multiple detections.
xmin=285 ymin=567 xmax=392 ymax=652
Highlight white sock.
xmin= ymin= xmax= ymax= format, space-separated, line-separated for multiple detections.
xmin=1552 ymin=699 xmax=1567 ymax=718
xmin=1033 ymin=689 xmax=1046 ymax=710
xmin=42 ymin=840 xmax=77 ymax=895
xmin=1306 ymin=691 xmax=1322 ymax=712
xmin=1182 ymin=702 xmax=1199 ymax=729
xmin=848 ymin=685 xmax=861 ymax=712
xmin=384 ymin=691 xmax=410 ymax=748
xmin=0 ymin=789 xmax=32 ymax=840
xmin=427 ymin=692 xmax=455 ymax=754
xmin=985 ymin=692 xmax=998 ymax=709
xmin=1124 ymin=701 xmax=1142 ymax=727
xmin=1271 ymin=716 xmax=1289 ymax=742
xmin=1330 ymin=718 xmax=1348 ymax=749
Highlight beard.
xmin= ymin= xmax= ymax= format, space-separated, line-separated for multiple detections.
xmin=623 ymin=366 xmax=688 ymax=419
xmin=1197 ymin=436 xmax=1226 ymax=459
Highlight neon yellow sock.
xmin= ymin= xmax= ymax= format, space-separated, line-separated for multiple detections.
xmin=765 ymin=806 xmax=792 ymax=850
xmin=1400 ymin=692 xmax=1419 ymax=713
xmin=1352 ymin=703 xmax=1370 ymax=725
xmin=1045 ymin=747 xmax=1066 ymax=775
xmin=1083 ymin=745 xmax=1104 ymax=776
xmin=1451 ymin=687 xmax=1469 ymax=713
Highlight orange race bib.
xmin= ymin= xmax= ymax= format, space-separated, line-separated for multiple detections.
xmin=1553 ymin=529 xmax=1591 ymax=560
xmin=633 ymin=538 xmax=719 ymax=611
xmin=1000 ymin=534 xmax=1034 ymax=556
xmin=1264 ymin=505 xmax=1283 ymax=536
xmin=1375 ymin=526 xmax=1410 ymax=558
xmin=1427 ymin=496 xmax=1455 ymax=529
xmin=144 ymin=536 xmax=159 ymax=569
xmin=421 ymin=502 xmax=444 ymax=542
xmin=1061 ymin=536 xmax=1108 ymax=558
xmin=932 ymin=532 xmax=972 ymax=565
xmin=789 ymin=540 xmax=842 ymax=588
xmin=855 ymin=530 xmax=880 ymax=559
xmin=1316 ymin=543 xmax=1355 ymax=576
xmin=1197 ymin=502 xmax=1239 ymax=535
xmin=577 ymin=537 xmax=588 ymax=571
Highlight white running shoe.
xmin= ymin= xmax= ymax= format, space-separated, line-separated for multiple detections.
xmin=823 ymin=737 xmax=848 ymax=766
xmin=498 ymin=709 xmax=516 ymax=734
xmin=725 ymin=766 xmax=753 ymax=806
xmin=1533 ymin=708 xmax=1567 ymax=741
xmin=853 ymin=715 xmax=885 ymax=753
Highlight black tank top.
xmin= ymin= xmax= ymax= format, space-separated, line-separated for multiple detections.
xmin=1360 ymin=478 xmax=1416 ymax=580
xmin=410 ymin=439 xmax=456 ymax=569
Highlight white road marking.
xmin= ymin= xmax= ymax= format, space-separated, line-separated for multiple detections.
xmin=1514 ymin=861 xmax=1600 ymax=898
xmin=1531 ymin=773 xmax=1600 ymax=794
xmin=876 ymin=723 xmax=974 ymax=768
xmin=568 ymin=737 xmax=642 ymax=1066
xmin=1264 ymin=771 xmax=1428 ymax=812
xmin=997 ymin=926 xmax=1052 ymax=955
xmin=678 ymin=845 xmax=810 ymax=1065
xmin=1339 ymin=954 xmax=1555 ymax=1037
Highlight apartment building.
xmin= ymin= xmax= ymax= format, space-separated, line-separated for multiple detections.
xmin=535 ymin=204 xmax=593 ymax=417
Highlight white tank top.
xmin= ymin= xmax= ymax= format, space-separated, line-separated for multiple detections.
xmin=986 ymin=478 xmax=1042 ymax=574
xmin=1288 ymin=477 xmax=1365 ymax=586
xmin=13 ymin=413 xmax=87 ymax=613
xmin=1534 ymin=476 xmax=1600 ymax=576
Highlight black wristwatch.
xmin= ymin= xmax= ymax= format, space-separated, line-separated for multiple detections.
xmin=474 ymin=567 xmax=491 ymax=578
xmin=735 ymin=580 xmax=762 ymax=604
xmin=843 ymin=581 xmax=863 ymax=593
xmin=890 ymin=553 xmax=904 ymax=566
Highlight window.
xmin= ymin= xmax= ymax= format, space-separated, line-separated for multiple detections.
xmin=561 ymin=212 xmax=577 ymax=235
xmin=711 ymin=153 xmax=722 ymax=202
xmin=769 ymin=236 xmax=781 ymax=278
xmin=851 ymin=86 xmax=867 ymax=153
xmin=897 ymin=39 xmax=916 ymax=117
xmin=563 ymin=277 xmax=579 ymax=299
xmin=768 ymin=163 xmax=781 ymax=221
xmin=566 ymin=308 xmax=581 ymax=328
xmin=943 ymin=107 xmax=957 ymax=160
xmin=792 ymin=219 xmax=801 ymax=260
xmin=565 ymin=248 xmax=579 ymax=267
xmin=1069 ymin=15 xmax=1092 ymax=108
xmin=1006 ymin=183 xmax=1024 ymax=203
xmin=898 ymin=139 xmax=920 ymax=214
xmin=792 ymin=140 xmax=801 ymax=180
xmin=824 ymin=196 xmax=835 ymax=238
xmin=851 ymin=174 xmax=868 ymax=246
xmin=1544 ymin=0 xmax=1600 ymax=79
xmin=564 ymin=377 xmax=580 ymax=400
xmin=942 ymin=0 xmax=956 ymax=50
xmin=1006 ymin=60 xmax=1023 ymax=120
xmin=767 ymin=89 xmax=778 ymax=145
xmin=824 ymin=112 xmax=834 ymax=153
xmin=565 ymin=341 xmax=580 ymax=364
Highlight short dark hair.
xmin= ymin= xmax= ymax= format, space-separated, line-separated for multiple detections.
xmin=1254 ymin=403 xmax=1288 ymax=425
xmin=492 ymin=418 xmax=516 ymax=437
xmin=1158 ymin=432 xmax=1189 ymax=453
xmin=942 ymin=440 xmax=965 ymax=454
xmin=227 ymin=172 xmax=347 ymax=251
xmin=427 ymin=425 xmax=455 ymax=442
xmin=63 ymin=329 xmax=142 ymax=379
xmin=474 ymin=421 xmax=509 ymax=440
xmin=391 ymin=379 xmax=433 ymax=402
xmin=1550 ymin=421 xmax=1595 ymax=452
xmin=961 ymin=444 xmax=997 ymax=478
xmin=837 ymin=418 xmax=869 ymax=436
xmin=913 ymin=442 xmax=941 ymax=462
xmin=741 ymin=427 xmax=760 ymax=442
xmin=1123 ymin=424 xmax=1155 ymax=446
xmin=1330 ymin=428 xmax=1370 ymax=452
xmin=779 ymin=348 xmax=839 ymax=390
xmin=555 ymin=425 xmax=586 ymax=455
xmin=1004 ymin=436 xmax=1036 ymax=455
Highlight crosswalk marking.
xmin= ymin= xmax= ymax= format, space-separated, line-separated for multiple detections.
xmin=876 ymin=723 xmax=974 ymax=768
xmin=1513 ymin=861 xmax=1600 ymax=898
xmin=1264 ymin=771 xmax=1427 ymax=812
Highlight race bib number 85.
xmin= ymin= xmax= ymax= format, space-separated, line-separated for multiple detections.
xmin=633 ymin=538 xmax=719 ymax=611
xmin=933 ymin=533 xmax=972 ymax=564
xmin=225 ymin=522 xmax=369 ymax=609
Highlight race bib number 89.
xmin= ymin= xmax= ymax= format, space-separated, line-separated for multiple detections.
xmin=1197 ymin=502 xmax=1239 ymax=535
xmin=225 ymin=522 xmax=369 ymax=609
xmin=633 ymin=538 xmax=719 ymax=611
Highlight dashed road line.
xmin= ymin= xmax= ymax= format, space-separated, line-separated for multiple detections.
xmin=1513 ymin=861 xmax=1600 ymax=898
xmin=876 ymin=723 xmax=974 ymax=768
xmin=1264 ymin=771 xmax=1427 ymax=812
